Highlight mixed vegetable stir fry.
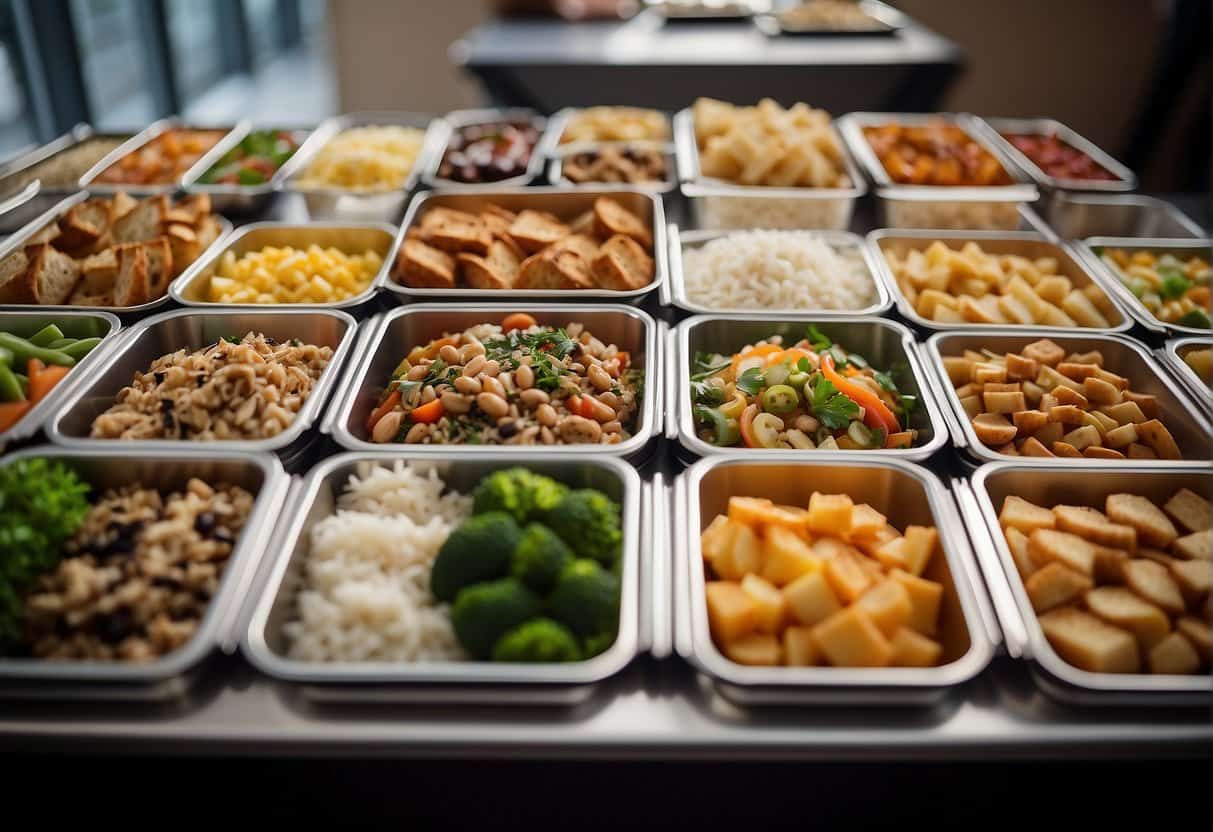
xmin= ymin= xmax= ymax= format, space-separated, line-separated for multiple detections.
xmin=690 ymin=325 xmax=918 ymax=450
xmin=197 ymin=130 xmax=299 ymax=186
xmin=1095 ymin=248 xmax=1211 ymax=329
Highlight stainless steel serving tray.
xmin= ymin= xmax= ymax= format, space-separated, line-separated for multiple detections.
xmin=323 ymin=303 xmax=660 ymax=459
xmin=0 ymin=192 xmax=234 ymax=318
xmin=752 ymin=0 xmax=905 ymax=36
xmin=957 ymin=462 xmax=1212 ymax=706
xmin=45 ymin=306 xmax=357 ymax=454
xmin=1044 ymin=192 xmax=1206 ymax=241
xmin=673 ymin=107 xmax=866 ymax=231
xmin=868 ymin=229 xmax=1133 ymax=334
xmin=921 ymin=329 xmax=1213 ymax=467
xmin=975 ymin=117 xmax=1136 ymax=193
xmin=1078 ymin=237 xmax=1213 ymax=337
xmin=242 ymin=452 xmax=644 ymax=704
xmin=1159 ymin=336 xmax=1212 ymax=419
xmin=422 ymin=108 xmax=550 ymax=190
xmin=673 ymin=454 xmax=997 ymax=706
xmin=180 ymin=123 xmax=312 ymax=215
xmin=171 ymin=221 xmax=395 ymax=311
xmin=0 ymin=309 xmax=122 ymax=449
xmin=666 ymin=226 xmax=891 ymax=316
xmin=277 ymin=111 xmax=441 ymax=222
xmin=0 ymin=446 xmax=288 ymax=700
xmin=545 ymin=106 xmax=672 ymax=149
xmin=381 ymin=186 xmax=667 ymax=302
xmin=78 ymin=118 xmax=241 ymax=197
xmin=547 ymin=143 xmax=678 ymax=196
xmin=673 ymin=314 xmax=948 ymax=461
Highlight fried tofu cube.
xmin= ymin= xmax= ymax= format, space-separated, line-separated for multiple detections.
xmin=1038 ymin=606 xmax=1141 ymax=674
xmin=1122 ymin=559 xmax=1186 ymax=616
xmin=1147 ymin=632 xmax=1200 ymax=675
xmin=709 ymin=522 xmax=763 ymax=580
xmin=1028 ymin=528 xmax=1097 ymax=575
xmin=783 ymin=571 xmax=843 ymax=627
xmin=890 ymin=568 xmax=943 ymax=637
xmin=1173 ymin=529 xmax=1212 ymax=561
xmin=855 ymin=579 xmax=913 ymax=637
xmin=1163 ymin=488 xmax=1212 ymax=534
xmin=807 ymin=492 xmax=853 ymax=536
xmin=761 ymin=525 xmax=820 ymax=587
xmin=889 ymin=627 xmax=943 ymax=668
xmin=1052 ymin=505 xmax=1137 ymax=551
xmin=811 ymin=607 xmax=893 ymax=667
xmin=1084 ymin=586 xmax=1171 ymax=649
xmin=1105 ymin=494 xmax=1178 ymax=549
xmin=999 ymin=495 xmax=1056 ymax=535
xmin=1026 ymin=562 xmax=1094 ymax=613
xmin=722 ymin=632 xmax=782 ymax=666
xmin=782 ymin=626 xmax=820 ymax=667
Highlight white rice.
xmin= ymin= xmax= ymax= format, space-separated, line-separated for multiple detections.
xmin=681 ymin=230 xmax=877 ymax=311
xmin=284 ymin=461 xmax=473 ymax=662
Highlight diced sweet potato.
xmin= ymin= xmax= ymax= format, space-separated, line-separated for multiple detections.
xmin=1052 ymin=504 xmax=1137 ymax=551
xmin=706 ymin=581 xmax=756 ymax=643
xmin=889 ymin=627 xmax=943 ymax=668
xmin=1147 ymin=632 xmax=1200 ymax=675
xmin=761 ymin=525 xmax=820 ymax=587
xmin=1026 ymin=562 xmax=1093 ymax=613
xmin=1028 ymin=528 xmax=1096 ymax=575
xmin=811 ymin=607 xmax=893 ymax=668
xmin=1164 ymin=488 xmax=1212 ymax=534
xmin=1038 ymin=606 xmax=1141 ymax=674
xmin=723 ymin=632 xmax=782 ymax=666
xmin=1084 ymin=586 xmax=1171 ymax=649
xmin=1122 ymin=559 xmax=1186 ymax=615
xmin=740 ymin=573 xmax=787 ymax=634
xmin=807 ymin=492 xmax=853 ymax=537
xmin=1173 ymin=529 xmax=1212 ymax=561
xmin=1000 ymin=495 xmax=1056 ymax=535
xmin=855 ymin=579 xmax=913 ymax=637
xmin=783 ymin=571 xmax=842 ymax=627
xmin=783 ymin=626 xmax=820 ymax=666
xmin=1105 ymin=494 xmax=1178 ymax=549
xmin=890 ymin=568 xmax=943 ymax=637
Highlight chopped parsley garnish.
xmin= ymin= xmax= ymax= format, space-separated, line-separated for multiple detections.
xmin=809 ymin=376 xmax=860 ymax=430
xmin=690 ymin=352 xmax=731 ymax=381
xmin=690 ymin=379 xmax=726 ymax=406
xmin=735 ymin=367 xmax=765 ymax=397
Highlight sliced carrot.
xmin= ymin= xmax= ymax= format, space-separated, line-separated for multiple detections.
xmin=616 ymin=351 xmax=630 ymax=371
xmin=762 ymin=348 xmax=817 ymax=369
xmin=1187 ymin=286 xmax=1210 ymax=307
xmin=27 ymin=358 xmax=45 ymax=377
xmin=366 ymin=390 xmax=402 ymax=432
xmin=502 ymin=313 xmax=537 ymax=333
xmin=821 ymin=355 xmax=901 ymax=436
xmin=29 ymin=363 xmax=70 ymax=405
xmin=739 ymin=403 xmax=760 ymax=448
xmin=0 ymin=401 xmax=31 ymax=432
xmin=884 ymin=431 xmax=914 ymax=449
xmin=567 ymin=394 xmax=596 ymax=420
xmin=730 ymin=343 xmax=781 ymax=377
xmin=409 ymin=398 xmax=445 ymax=423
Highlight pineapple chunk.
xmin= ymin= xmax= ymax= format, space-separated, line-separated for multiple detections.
xmin=889 ymin=627 xmax=943 ymax=668
xmin=855 ymin=579 xmax=913 ymax=637
xmin=890 ymin=569 xmax=943 ymax=636
xmin=999 ymin=495 xmax=1056 ymax=535
xmin=811 ymin=607 xmax=893 ymax=667
xmin=1147 ymin=631 xmax=1200 ymax=675
xmin=711 ymin=522 xmax=763 ymax=580
xmin=783 ymin=571 xmax=842 ymax=627
xmin=1038 ymin=606 xmax=1141 ymax=674
xmin=705 ymin=581 xmax=755 ymax=643
xmin=1025 ymin=562 xmax=1093 ymax=613
xmin=899 ymin=525 xmax=939 ymax=576
xmin=807 ymin=492 xmax=854 ymax=536
xmin=783 ymin=626 xmax=820 ymax=667
xmin=1084 ymin=586 xmax=1171 ymax=649
xmin=723 ymin=633 xmax=782 ymax=666
xmin=740 ymin=573 xmax=787 ymax=634
xmin=761 ymin=525 xmax=820 ymax=586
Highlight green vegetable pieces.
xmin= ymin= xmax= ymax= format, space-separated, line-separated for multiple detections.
xmin=430 ymin=511 xmax=522 ymax=602
xmin=546 ymin=559 xmax=620 ymax=642
xmin=510 ymin=523 xmax=574 ymax=594
xmin=451 ymin=578 xmax=542 ymax=660
xmin=543 ymin=488 xmax=623 ymax=567
xmin=472 ymin=467 xmax=568 ymax=525
xmin=491 ymin=617 xmax=581 ymax=663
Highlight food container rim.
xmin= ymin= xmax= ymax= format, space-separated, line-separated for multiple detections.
xmin=379 ymin=185 xmax=669 ymax=300
xmin=966 ymin=461 xmax=1213 ymax=696
xmin=421 ymin=107 xmax=550 ymax=190
xmin=666 ymin=224 xmax=893 ymax=317
xmin=677 ymin=452 xmax=996 ymax=691
xmin=1160 ymin=336 xmax=1213 ymax=416
xmin=976 ymin=116 xmax=1136 ymax=193
xmin=752 ymin=0 xmax=905 ymax=34
xmin=0 ymin=191 xmax=234 ymax=315
xmin=241 ymin=450 xmax=643 ymax=685
xmin=1046 ymin=191 xmax=1208 ymax=240
xmin=1077 ymin=236 xmax=1213 ymax=336
xmin=326 ymin=301 xmax=660 ymax=458
xmin=44 ymin=305 xmax=358 ymax=453
xmin=672 ymin=312 xmax=950 ymax=462
xmin=180 ymin=122 xmax=314 ymax=197
xmin=922 ymin=327 xmax=1213 ymax=466
xmin=77 ymin=118 xmax=243 ymax=195
xmin=169 ymin=219 xmax=396 ymax=310
xmin=546 ymin=145 xmax=678 ymax=196
xmin=866 ymin=227 xmax=1137 ymax=334
xmin=0 ymin=444 xmax=289 ymax=684
xmin=544 ymin=106 xmax=674 ymax=152
xmin=673 ymin=107 xmax=868 ymax=200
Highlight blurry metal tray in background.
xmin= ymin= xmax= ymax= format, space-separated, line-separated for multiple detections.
xmin=753 ymin=0 xmax=905 ymax=37
xmin=974 ymin=117 xmax=1136 ymax=194
xmin=1044 ymin=192 xmax=1206 ymax=240
xmin=1159 ymin=336 xmax=1213 ymax=419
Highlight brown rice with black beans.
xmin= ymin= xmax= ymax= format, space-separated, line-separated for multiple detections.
xmin=22 ymin=479 xmax=254 ymax=661
xmin=90 ymin=332 xmax=332 ymax=440
xmin=368 ymin=320 xmax=641 ymax=445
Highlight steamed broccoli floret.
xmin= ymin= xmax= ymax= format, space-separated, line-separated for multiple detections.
xmin=510 ymin=523 xmax=575 ymax=594
xmin=547 ymin=559 xmax=620 ymax=640
xmin=451 ymin=578 xmax=542 ymax=659
xmin=472 ymin=467 xmax=568 ymax=524
xmin=491 ymin=617 xmax=582 ymax=663
xmin=430 ymin=512 xmax=522 ymax=603
xmin=543 ymin=489 xmax=622 ymax=567
xmin=583 ymin=631 xmax=616 ymax=660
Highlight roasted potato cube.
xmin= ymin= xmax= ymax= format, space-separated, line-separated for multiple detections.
xmin=972 ymin=362 xmax=1007 ymax=384
xmin=1082 ymin=376 xmax=1121 ymax=406
xmin=1146 ymin=631 xmax=1200 ymax=675
xmin=1126 ymin=443 xmax=1157 ymax=460
xmin=1029 ymin=528 xmax=1097 ymax=575
xmin=1032 ymin=422 xmax=1065 ymax=447
xmin=1012 ymin=409 xmax=1049 ymax=435
xmin=710 ymin=522 xmax=763 ymax=580
xmin=854 ymin=524 xmax=900 ymax=562
xmin=1169 ymin=558 xmax=1212 ymax=602
xmin=1051 ymin=386 xmax=1089 ymax=409
xmin=855 ymin=579 xmax=913 ymax=637
xmin=723 ymin=632 xmax=783 ymax=667
xmin=728 ymin=496 xmax=811 ymax=533
xmin=1103 ymin=423 xmax=1139 ymax=449
xmin=783 ymin=571 xmax=842 ymax=627
xmin=1061 ymin=424 xmax=1102 ymax=452
xmin=848 ymin=504 xmax=888 ymax=540
xmin=701 ymin=515 xmax=736 ymax=563
xmin=1022 ymin=338 xmax=1065 ymax=367
xmin=1020 ymin=437 xmax=1055 ymax=457
xmin=1122 ymin=559 xmax=1186 ymax=615
xmin=1100 ymin=401 xmax=1147 ymax=425
xmin=1173 ymin=529 xmax=1212 ymax=561
xmin=959 ymin=395 xmax=982 ymax=420
xmin=1022 ymin=380 xmax=1045 ymax=406
xmin=1005 ymin=527 xmax=1036 ymax=578
xmin=1038 ymin=606 xmax=1141 ymax=674
xmin=811 ymin=607 xmax=893 ymax=668
xmin=1038 ymin=365 xmax=1083 ymax=393
xmin=1164 ymin=489 xmax=1212 ymax=534
xmin=740 ymin=573 xmax=787 ymax=634
xmin=1004 ymin=353 xmax=1039 ymax=381
xmin=1026 ymin=562 xmax=1094 ymax=613
xmin=1093 ymin=545 xmax=1130 ymax=584
xmin=1083 ymin=446 xmax=1125 ymax=460
xmin=1106 ymin=494 xmax=1178 ymax=549
xmin=1052 ymin=441 xmax=1083 ymax=458
xmin=1000 ymin=495 xmax=1056 ymax=534
xmin=706 ymin=581 xmax=756 ymax=643
xmin=890 ymin=569 xmax=943 ymax=637
xmin=761 ymin=525 xmax=820 ymax=587
xmin=983 ymin=390 xmax=1027 ymax=414
xmin=1176 ymin=616 xmax=1212 ymax=661
xmin=1084 ymin=586 xmax=1171 ymax=649
xmin=1052 ymin=504 xmax=1137 ymax=551
xmin=1136 ymin=419 xmax=1181 ymax=461
xmin=1066 ymin=350 xmax=1104 ymax=366
xmin=942 ymin=356 xmax=974 ymax=385
xmin=973 ymin=412 xmax=1018 ymax=446
xmin=1122 ymin=390 xmax=1159 ymax=418
xmin=897 ymin=525 xmax=938 ymax=577
xmin=1087 ymin=409 xmax=1120 ymax=435
xmin=1056 ymin=362 xmax=1100 ymax=381
xmin=1048 ymin=405 xmax=1088 ymax=425
xmin=782 ymin=626 xmax=820 ymax=667
xmin=823 ymin=552 xmax=872 ymax=604
xmin=1062 ymin=290 xmax=1110 ymax=328
xmin=807 ymin=492 xmax=853 ymax=536
xmin=889 ymin=627 xmax=943 ymax=668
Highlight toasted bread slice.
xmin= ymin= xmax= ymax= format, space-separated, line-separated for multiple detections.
xmin=56 ymin=199 xmax=111 ymax=253
xmin=164 ymin=193 xmax=212 ymax=226
xmin=591 ymin=234 xmax=655 ymax=291
xmin=112 ymin=195 xmax=169 ymax=244
xmin=419 ymin=206 xmax=480 ymax=231
xmin=142 ymin=237 xmax=173 ymax=299
xmin=25 ymin=222 xmax=61 ymax=247
xmin=79 ymin=249 xmax=119 ymax=293
xmin=479 ymin=210 xmax=513 ymax=240
xmin=569 ymin=210 xmax=595 ymax=237
xmin=0 ymin=249 xmax=31 ymax=302
xmin=480 ymin=203 xmax=517 ymax=224
xmin=396 ymin=239 xmax=457 ymax=289
xmin=421 ymin=208 xmax=491 ymax=256
xmin=592 ymin=197 xmax=652 ymax=250
xmin=165 ymin=223 xmax=200 ymax=277
xmin=68 ymin=285 xmax=114 ymax=307
xmin=457 ymin=240 xmax=522 ymax=290
xmin=552 ymin=233 xmax=599 ymax=263
xmin=508 ymin=210 xmax=570 ymax=254
xmin=515 ymin=248 xmax=592 ymax=290
xmin=194 ymin=216 xmax=222 ymax=253
xmin=4 ymin=244 xmax=82 ymax=305
xmin=113 ymin=243 xmax=150 ymax=307
xmin=107 ymin=191 xmax=138 ymax=224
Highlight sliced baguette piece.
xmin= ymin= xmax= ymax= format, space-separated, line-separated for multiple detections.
xmin=193 ymin=215 xmax=223 ymax=254
xmin=107 ymin=191 xmax=138 ymax=224
xmin=165 ymin=223 xmax=200 ymax=277
xmin=457 ymin=239 xmax=521 ymax=290
xmin=111 ymin=195 xmax=169 ymax=244
xmin=55 ymin=199 xmax=112 ymax=252
xmin=590 ymin=233 xmax=655 ymax=291
xmin=0 ymin=249 xmax=31 ymax=302
xmin=67 ymin=286 xmax=114 ymax=307
xmin=164 ymin=193 xmax=211 ymax=226
xmin=422 ymin=209 xmax=491 ymax=256
xmin=396 ymin=239 xmax=457 ymax=289
xmin=142 ymin=236 xmax=173 ymax=299
xmin=515 ymin=248 xmax=592 ymax=290
xmin=551 ymin=232 xmax=599 ymax=263
xmin=592 ymin=197 xmax=652 ymax=250
xmin=112 ymin=243 xmax=150 ymax=307
xmin=507 ymin=210 xmax=569 ymax=254
xmin=79 ymin=249 xmax=119 ymax=293
xmin=8 ymin=244 xmax=82 ymax=305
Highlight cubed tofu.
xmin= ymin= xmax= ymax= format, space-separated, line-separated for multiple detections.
xmin=740 ymin=573 xmax=787 ymax=634
xmin=1105 ymin=494 xmax=1178 ymax=549
xmin=1164 ymin=488 xmax=1212 ymax=534
xmin=705 ymin=581 xmax=756 ymax=643
xmin=782 ymin=626 xmax=820 ymax=667
xmin=807 ymin=492 xmax=853 ymax=537
xmin=1052 ymin=505 xmax=1137 ymax=551
xmin=889 ymin=627 xmax=943 ymax=668
xmin=761 ymin=525 xmax=820 ymax=587
xmin=889 ymin=568 xmax=943 ymax=637
xmin=1028 ymin=528 xmax=1096 ymax=576
xmin=1147 ymin=631 xmax=1200 ymax=675
xmin=783 ymin=571 xmax=843 ymax=628
xmin=722 ymin=632 xmax=783 ymax=667
xmin=1025 ymin=562 xmax=1094 ymax=613
xmin=898 ymin=525 xmax=939 ymax=577
xmin=855 ymin=579 xmax=913 ymax=637
xmin=1122 ymin=559 xmax=1186 ymax=616
xmin=1173 ymin=529 xmax=1212 ymax=561
xmin=999 ymin=495 xmax=1056 ymax=535
xmin=1005 ymin=527 xmax=1037 ymax=578
xmin=1038 ymin=606 xmax=1141 ymax=674
xmin=811 ymin=607 xmax=893 ymax=668
xmin=1084 ymin=586 xmax=1171 ymax=649
xmin=1176 ymin=616 xmax=1212 ymax=662
xmin=710 ymin=522 xmax=763 ymax=580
